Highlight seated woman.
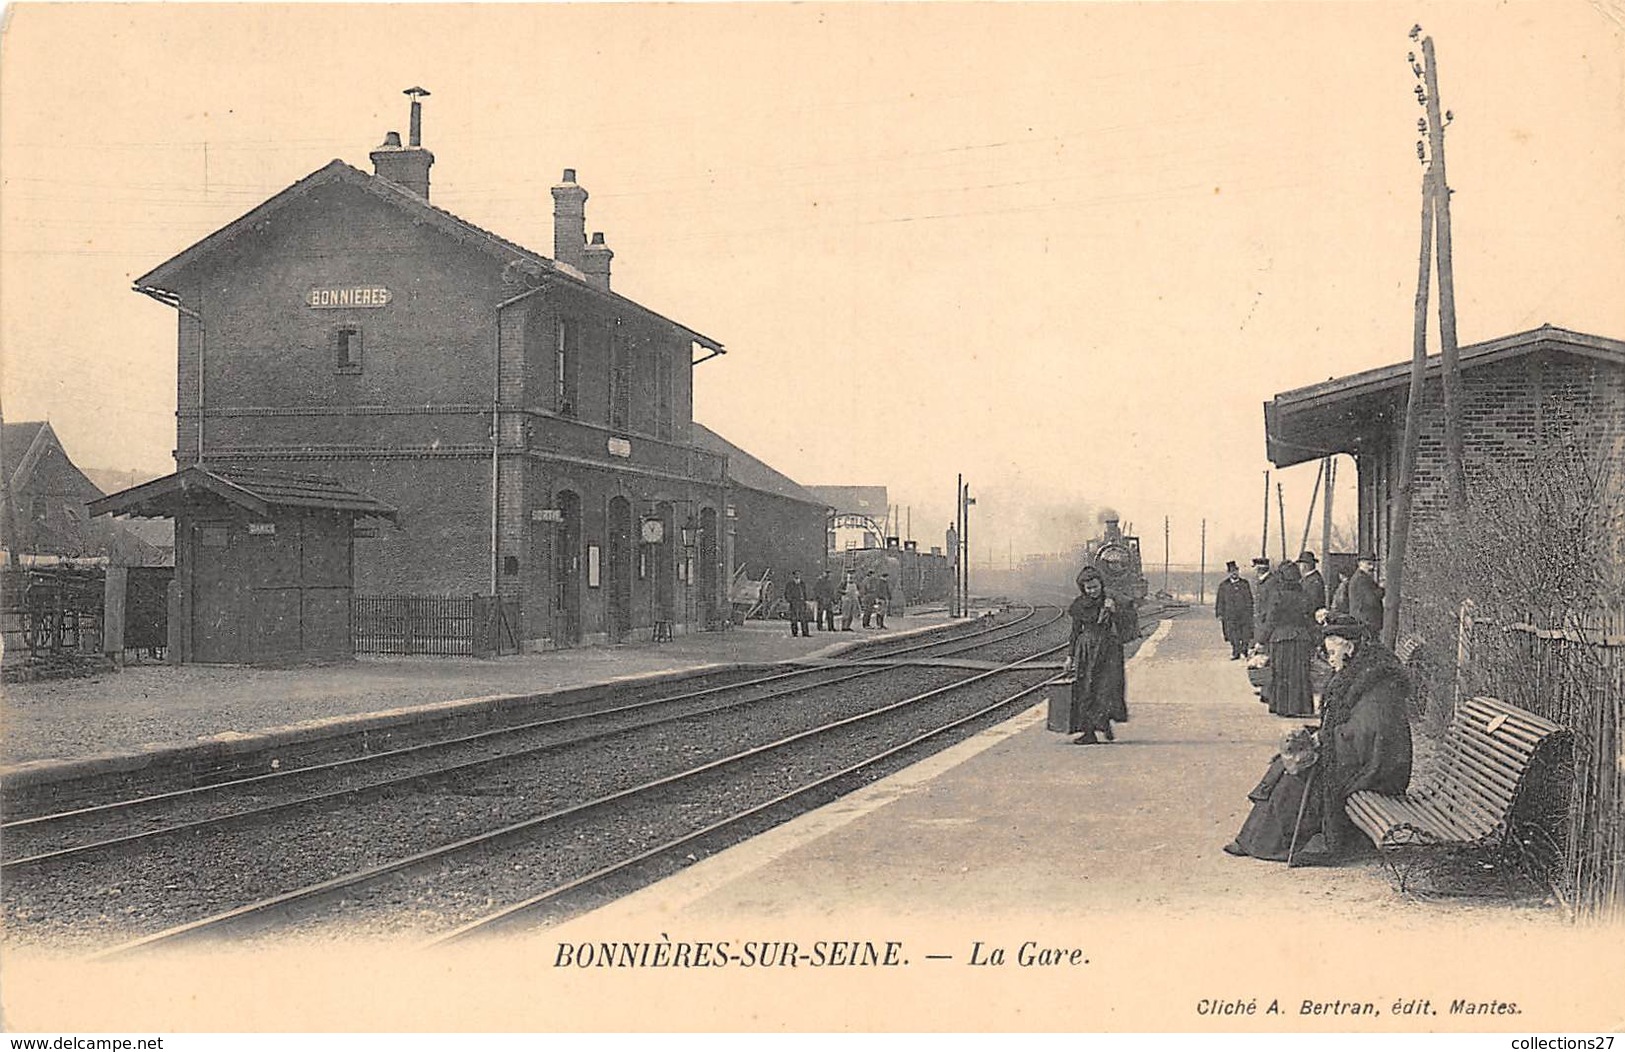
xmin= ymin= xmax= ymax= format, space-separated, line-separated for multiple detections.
xmin=1226 ymin=615 xmax=1415 ymax=863
xmin=1312 ymin=613 xmax=1414 ymax=857
xmin=1224 ymin=726 xmax=1324 ymax=862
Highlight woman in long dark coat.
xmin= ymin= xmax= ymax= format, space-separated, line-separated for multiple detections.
xmin=1311 ymin=615 xmax=1414 ymax=856
xmin=1261 ymin=561 xmax=1316 ymax=717
xmin=1050 ymin=566 xmax=1132 ymax=745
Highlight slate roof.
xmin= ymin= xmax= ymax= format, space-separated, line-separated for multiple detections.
xmin=690 ymin=424 xmax=828 ymax=508
xmin=133 ymin=159 xmax=723 ymax=352
xmin=1264 ymin=324 xmax=1625 ymax=468
xmin=89 ymin=467 xmax=398 ymax=522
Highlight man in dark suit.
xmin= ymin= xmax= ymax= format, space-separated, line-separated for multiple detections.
xmin=812 ymin=569 xmax=838 ymax=632
xmin=1251 ymin=557 xmax=1277 ymax=649
xmin=1215 ymin=560 xmax=1254 ymax=660
xmin=783 ymin=570 xmax=812 ymax=637
xmin=1338 ymin=552 xmax=1386 ymax=637
xmin=1298 ymin=550 xmax=1327 ymax=615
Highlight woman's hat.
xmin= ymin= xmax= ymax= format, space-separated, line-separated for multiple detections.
xmin=1321 ymin=613 xmax=1370 ymax=640
xmin=1076 ymin=565 xmax=1104 ymax=591
xmin=1276 ymin=561 xmax=1301 ymax=583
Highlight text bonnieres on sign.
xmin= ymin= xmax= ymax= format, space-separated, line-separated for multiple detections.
xmin=307 ymin=286 xmax=392 ymax=309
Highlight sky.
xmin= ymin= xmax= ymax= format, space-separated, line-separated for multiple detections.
xmin=3 ymin=2 xmax=1623 ymax=567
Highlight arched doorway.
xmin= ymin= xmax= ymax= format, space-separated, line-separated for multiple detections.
xmin=555 ymin=490 xmax=582 ymax=646
xmin=699 ymin=507 xmax=719 ymax=627
xmin=607 ymin=495 xmax=634 ymax=641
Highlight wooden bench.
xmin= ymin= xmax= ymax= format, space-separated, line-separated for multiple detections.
xmin=1345 ymin=695 xmax=1571 ymax=893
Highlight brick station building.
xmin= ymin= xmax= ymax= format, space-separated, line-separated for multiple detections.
xmin=118 ymin=93 xmax=777 ymax=648
xmin=1264 ymin=324 xmax=1625 ymax=600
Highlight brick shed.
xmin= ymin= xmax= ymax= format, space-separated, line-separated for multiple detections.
xmin=90 ymin=467 xmax=397 ymax=664
xmin=1264 ymin=324 xmax=1625 ymax=590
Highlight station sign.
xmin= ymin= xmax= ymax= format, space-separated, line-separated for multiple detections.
xmin=307 ymin=286 xmax=392 ymax=309
xmin=532 ymin=508 xmax=565 ymax=523
xmin=247 ymin=523 xmax=276 ymax=536
xmin=607 ymin=437 xmax=632 ymax=458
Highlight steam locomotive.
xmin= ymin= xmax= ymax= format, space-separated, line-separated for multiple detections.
xmin=1080 ymin=513 xmax=1149 ymax=601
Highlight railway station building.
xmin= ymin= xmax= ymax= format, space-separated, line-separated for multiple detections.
xmin=1263 ymin=324 xmax=1625 ymax=618
xmin=97 ymin=93 xmax=815 ymax=652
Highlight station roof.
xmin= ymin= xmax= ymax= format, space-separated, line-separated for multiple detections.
xmin=691 ymin=424 xmax=829 ymax=509
xmin=132 ymin=159 xmax=724 ymax=354
xmin=1263 ymin=324 xmax=1625 ymax=468
xmin=88 ymin=466 xmax=399 ymax=523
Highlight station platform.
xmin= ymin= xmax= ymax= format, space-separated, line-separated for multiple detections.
xmin=487 ymin=610 xmax=1614 ymax=1033
xmin=0 ymin=607 xmax=967 ymax=784
xmin=7 ymin=609 xmax=1620 ymax=1035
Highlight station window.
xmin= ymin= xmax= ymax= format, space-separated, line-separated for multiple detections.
xmin=333 ymin=324 xmax=363 ymax=374
xmin=555 ymin=320 xmax=576 ymax=416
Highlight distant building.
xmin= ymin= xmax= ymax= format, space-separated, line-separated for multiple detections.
xmin=1 ymin=421 xmax=165 ymax=565
xmin=807 ymin=485 xmax=890 ymax=550
xmin=100 ymin=91 xmax=782 ymax=648
xmin=1264 ymin=323 xmax=1625 ymax=591
xmin=692 ymin=424 xmax=830 ymax=596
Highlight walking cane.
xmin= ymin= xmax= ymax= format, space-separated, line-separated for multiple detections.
xmin=1286 ymin=767 xmax=1318 ymax=868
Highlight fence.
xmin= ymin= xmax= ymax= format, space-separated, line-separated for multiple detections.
xmin=1457 ymin=604 xmax=1624 ymax=920
xmin=352 ymin=595 xmax=521 ymax=657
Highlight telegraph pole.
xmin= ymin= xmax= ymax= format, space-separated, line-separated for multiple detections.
xmin=963 ymin=483 xmax=975 ymax=615
xmin=1199 ymin=518 xmax=1207 ymax=604
xmin=1276 ymin=483 xmax=1288 ymax=565
xmin=1384 ymin=175 xmax=1436 ymax=649
xmin=1260 ymin=470 xmax=1271 ymax=561
xmin=953 ymin=474 xmax=963 ymax=618
xmin=1419 ymin=30 xmax=1467 ymax=518
xmin=1163 ymin=516 xmax=1170 ymax=594
xmin=1321 ymin=457 xmax=1335 ymax=567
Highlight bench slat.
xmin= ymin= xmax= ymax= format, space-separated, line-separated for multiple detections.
xmin=1408 ymin=784 xmax=1501 ymax=840
xmin=1465 ymin=696 xmax=1565 ymax=736
xmin=1418 ymin=773 xmax=1512 ymax=832
xmin=1435 ymin=738 xmax=1525 ymax=801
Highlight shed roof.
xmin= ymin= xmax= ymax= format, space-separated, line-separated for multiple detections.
xmin=88 ymin=467 xmax=398 ymax=523
xmin=1264 ymin=325 xmax=1625 ymax=468
xmin=134 ymin=159 xmax=724 ymax=353
xmin=690 ymin=424 xmax=828 ymax=508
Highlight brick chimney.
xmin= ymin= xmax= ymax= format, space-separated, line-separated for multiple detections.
xmin=551 ymin=169 xmax=588 ymax=272
xmin=370 ymin=87 xmax=434 ymax=199
xmin=582 ymin=232 xmax=614 ymax=291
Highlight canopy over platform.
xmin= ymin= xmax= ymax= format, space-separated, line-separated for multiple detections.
xmin=88 ymin=467 xmax=398 ymax=523
xmin=1263 ymin=325 xmax=1625 ymax=469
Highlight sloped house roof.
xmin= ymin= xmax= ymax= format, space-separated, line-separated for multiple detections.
xmin=132 ymin=159 xmax=724 ymax=357
xmin=690 ymin=424 xmax=828 ymax=508
xmin=89 ymin=467 xmax=398 ymax=522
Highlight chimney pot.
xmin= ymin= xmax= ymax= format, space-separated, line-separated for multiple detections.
xmin=370 ymin=93 xmax=433 ymax=198
xmin=552 ymin=169 xmax=590 ymax=271
xmin=582 ymin=231 xmax=614 ymax=291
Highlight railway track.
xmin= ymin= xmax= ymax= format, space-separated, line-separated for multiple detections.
xmin=2 ymin=605 xmax=1064 ymax=947
xmin=5 ymin=602 xmax=1173 ymax=954
xmin=0 ymin=604 xmax=1047 ymax=869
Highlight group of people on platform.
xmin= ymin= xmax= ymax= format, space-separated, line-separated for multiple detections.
xmin=781 ymin=568 xmax=894 ymax=637
xmin=1212 ymin=549 xmax=1414 ymax=866
xmin=1214 ymin=549 xmax=1386 ymax=718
